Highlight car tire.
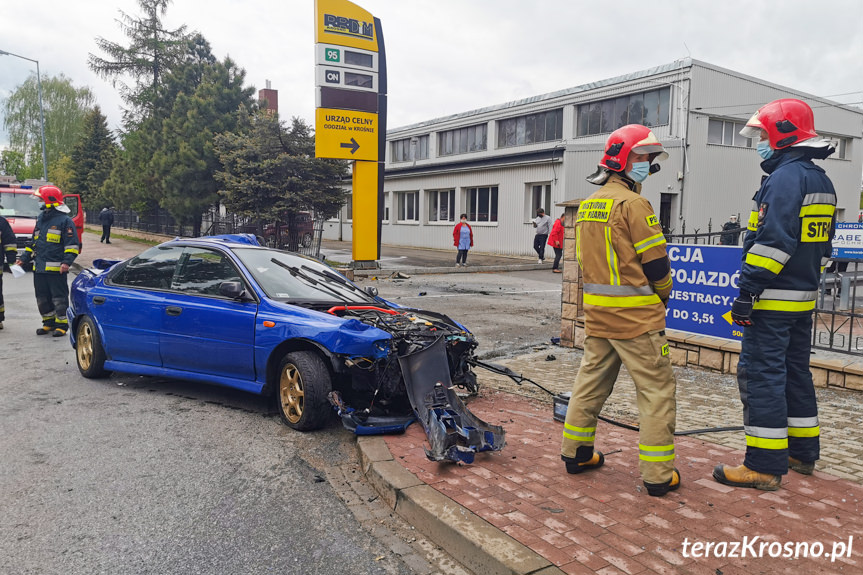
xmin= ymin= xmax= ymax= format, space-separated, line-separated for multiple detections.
xmin=301 ymin=233 xmax=313 ymax=248
xmin=276 ymin=351 xmax=332 ymax=431
xmin=76 ymin=316 xmax=110 ymax=378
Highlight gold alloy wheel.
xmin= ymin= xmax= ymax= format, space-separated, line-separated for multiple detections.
xmin=279 ymin=363 xmax=304 ymax=424
xmin=77 ymin=322 xmax=94 ymax=371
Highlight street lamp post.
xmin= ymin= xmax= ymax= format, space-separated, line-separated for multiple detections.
xmin=0 ymin=49 xmax=48 ymax=181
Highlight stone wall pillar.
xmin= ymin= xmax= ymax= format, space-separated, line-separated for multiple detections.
xmin=558 ymin=199 xmax=584 ymax=348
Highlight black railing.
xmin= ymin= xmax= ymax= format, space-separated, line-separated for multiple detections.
xmin=87 ymin=207 xmax=326 ymax=260
xmin=813 ymin=258 xmax=863 ymax=355
xmin=663 ymin=220 xmax=744 ymax=246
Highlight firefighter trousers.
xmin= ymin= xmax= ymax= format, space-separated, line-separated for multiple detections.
xmin=561 ymin=330 xmax=677 ymax=484
xmin=0 ymin=274 xmax=5 ymax=322
xmin=737 ymin=312 xmax=820 ymax=476
xmin=33 ymin=272 xmax=70 ymax=331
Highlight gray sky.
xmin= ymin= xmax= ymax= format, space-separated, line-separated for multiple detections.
xmin=1 ymin=0 xmax=862 ymax=145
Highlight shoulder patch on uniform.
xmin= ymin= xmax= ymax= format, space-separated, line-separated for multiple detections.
xmin=757 ymin=203 xmax=769 ymax=227
xmin=646 ymin=214 xmax=659 ymax=227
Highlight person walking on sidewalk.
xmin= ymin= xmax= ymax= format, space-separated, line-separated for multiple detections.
xmin=560 ymin=124 xmax=680 ymax=497
xmin=453 ymin=214 xmax=473 ymax=267
xmin=714 ymin=99 xmax=836 ymax=491
xmin=16 ymin=186 xmax=80 ymax=337
xmin=99 ymin=206 xmax=114 ymax=243
xmin=0 ymin=214 xmax=18 ymax=329
xmin=548 ymin=213 xmax=564 ymax=273
xmin=532 ymin=208 xmax=551 ymax=263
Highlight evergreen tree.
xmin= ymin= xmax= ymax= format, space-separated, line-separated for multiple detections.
xmin=214 ymin=111 xmax=349 ymax=244
xmin=88 ymin=0 xmax=188 ymax=119
xmin=151 ymin=36 xmax=255 ymax=235
xmin=68 ymin=106 xmax=117 ymax=206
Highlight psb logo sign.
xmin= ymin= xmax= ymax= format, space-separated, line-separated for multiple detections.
xmin=325 ymin=48 xmax=340 ymax=62
xmin=325 ymin=70 xmax=341 ymax=84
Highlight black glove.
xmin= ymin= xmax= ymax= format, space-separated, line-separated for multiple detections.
xmin=731 ymin=294 xmax=754 ymax=326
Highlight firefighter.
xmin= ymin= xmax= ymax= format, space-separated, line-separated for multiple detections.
xmin=714 ymin=99 xmax=836 ymax=490
xmin=560 ymin=124 xmax=679 ymax=497
xmin=0 ymin=213 xmax=18 ymax=329
xmin=15 ymin=186 xmax=80 ymax=337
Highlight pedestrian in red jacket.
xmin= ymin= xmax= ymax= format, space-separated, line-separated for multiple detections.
xmin=548 ymin=214 xmax=565 ymax=273
xmin=453 ymin=214 xmax=473 ymax=267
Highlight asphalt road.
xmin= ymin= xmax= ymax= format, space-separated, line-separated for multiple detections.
xmin=0 ymin=272 xmax=419 ymax=575
xmin=354 ymin=269 xmax=564 ymax=359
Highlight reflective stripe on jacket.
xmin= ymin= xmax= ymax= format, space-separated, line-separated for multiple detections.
xmin=19 ymin=208 xmax=79 ymax=273
xmin=575 ymin=174 xmax=672 ymax=339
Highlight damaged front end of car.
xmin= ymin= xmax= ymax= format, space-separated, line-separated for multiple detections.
xmin=325 ymin=305 xmax=505 ymax=464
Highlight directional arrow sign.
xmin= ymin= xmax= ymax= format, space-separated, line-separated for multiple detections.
xmin=315 ymin=108 xmax=378 ymax=162
xmin=340 ymin=138 xmax=360 ymax=154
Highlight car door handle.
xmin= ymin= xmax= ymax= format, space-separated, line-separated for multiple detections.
xmin=166 ymin=306 xmax=183 ymax=316
xmin=92 ymin=296 xmax=106 ymax=305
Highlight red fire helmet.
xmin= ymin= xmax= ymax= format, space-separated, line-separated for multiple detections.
xmin=598 ymin=124 xmax=668 ymax=172
xmin=739 ymin=98 xmax=818 ymax=149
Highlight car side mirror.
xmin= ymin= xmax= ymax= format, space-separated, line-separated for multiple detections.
xmin=219 ymin=281 xmax=248 ymax=300
xmin=365 ymin=286 xmax=379 ymax=297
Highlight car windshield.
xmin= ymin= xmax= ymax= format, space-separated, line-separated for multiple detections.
xmin=0 ymin=191 xmax=41 ymax=218
xmin=234 ymin=247 xmax=374 ymax=304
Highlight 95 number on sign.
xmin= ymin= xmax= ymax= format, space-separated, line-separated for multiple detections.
xmin=326 ymin=48 xmax=340 ymax=62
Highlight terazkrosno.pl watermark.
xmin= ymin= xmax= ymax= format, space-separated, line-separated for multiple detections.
xmin=681 ymin=536 xmax=854 ymax=562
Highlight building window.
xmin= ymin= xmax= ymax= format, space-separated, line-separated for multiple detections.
xmin=707 ymin=119 xmax=751 ymax=148
xmin=821 ymin=134 xmax=850 ymax=160
xmin=383 ymin=192 xmax=390 ymax=222
xmin=467 ymin=186 xmax=498 ymax=222
xmin=576 ymin=87 xmax=671 ymax=137
xmin=438 ymin=123 xmax=487 ymax=156
xmin=428 ymin=189 xmax=456 ymax=222
xmin=497 ymin=109 xmax=563 ymax=148
xmin=528 ymin=183 xmax=551 ymax=218
xmin=345 ymin=197 xmax=353 ymax=221
xmin=396 ymin=191 xmax=419 ymax=222
xmin=391 ymin=135 xmax=429 ymax=162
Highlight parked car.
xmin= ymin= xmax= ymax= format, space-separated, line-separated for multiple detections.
xmin=68 ymin=235 xmax=504 ymax=463
xmin=263 ymin=212 xmax=314 ymax=249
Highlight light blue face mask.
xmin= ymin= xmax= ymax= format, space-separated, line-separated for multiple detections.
xmin=757 ymin=140 xmax=774 ymax=160
xmin=627 ymin=161 xmax=650 ymax=183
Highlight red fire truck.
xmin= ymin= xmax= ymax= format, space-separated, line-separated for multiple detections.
xmin=0 ymin=178 xmax=84 ymax=263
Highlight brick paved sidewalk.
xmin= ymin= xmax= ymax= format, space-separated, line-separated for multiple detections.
xmin=385 ymin=390 xmax=863 ymax=574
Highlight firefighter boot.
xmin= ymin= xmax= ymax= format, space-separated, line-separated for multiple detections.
xmin=36 ymin=324 xmax=55 ymax=335
xmin=644 ymin=468 xmax=681 ymax=497
xmin=789 ymin=457 xmax=815 ymax=475
xmin=713 ymin=464 xmax=781 ymax=491
xmin=562 ymin=446 xmax=604 ymax=475
xmin=52 ymin=327 xmax=67 ymax=338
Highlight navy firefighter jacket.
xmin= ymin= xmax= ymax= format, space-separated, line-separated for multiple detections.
xmin=20 ymin=208 xmax=80 ymax=273
xmin=739 ymin=148 xmax=836 ymax=314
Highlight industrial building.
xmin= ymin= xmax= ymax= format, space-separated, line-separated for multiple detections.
xmin=322 ymin=58 xmax=863 ymax=256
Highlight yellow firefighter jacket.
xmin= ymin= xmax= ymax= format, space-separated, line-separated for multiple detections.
xmin=575 ymin=174 xmax=672 ymax=339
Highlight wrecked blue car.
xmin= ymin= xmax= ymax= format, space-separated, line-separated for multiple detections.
xmin=68 ymin=236 xmax=504 ymax=463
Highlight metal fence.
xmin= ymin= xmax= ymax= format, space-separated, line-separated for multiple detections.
xmin=661 ymin=223 xmax=863 ymax=356
xmin=813 ymin=258 xmax=863 ymax=355
xmin=87 ymin=207 xmax=326 ymax=260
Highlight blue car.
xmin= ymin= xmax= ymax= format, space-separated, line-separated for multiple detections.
xmin=69 ymin=236 xmax=504 ymax=463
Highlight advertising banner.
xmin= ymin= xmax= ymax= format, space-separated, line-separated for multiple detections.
xmin=831 ymin=222 xmax=863 ymax=259
xmin=666 ymin=244 xmax=743 ymax=341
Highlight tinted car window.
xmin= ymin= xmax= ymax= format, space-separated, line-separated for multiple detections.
xmin=172 ymin=247 xmax=246 ymax=296
xmin=110 ymin=245 xmax=185 ymax=289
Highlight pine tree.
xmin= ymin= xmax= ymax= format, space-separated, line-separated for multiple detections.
xmin=68 ymin=106 xmax=117 ymax=206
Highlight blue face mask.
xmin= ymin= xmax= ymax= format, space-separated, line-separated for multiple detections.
xmin=757 ymin=140 xmax=774 ymax=160
xmin=627 ymin=161 xmax=650 ymax=183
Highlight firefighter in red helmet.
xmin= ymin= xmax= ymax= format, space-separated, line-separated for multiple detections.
xmin=16 ymin=185 xmax=80 ymax=337
xmin=714 ymin=99 xmax=836 ymax=490
xmin=561 ymin=124 xmax=680 ymax=496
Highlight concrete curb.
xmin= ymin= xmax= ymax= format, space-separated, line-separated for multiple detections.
xmin=356 ymin=436 xmax=565 ymax=575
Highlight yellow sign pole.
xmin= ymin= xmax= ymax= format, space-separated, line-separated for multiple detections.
xmin=314 ymin=0 xmax=385 ymax=268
